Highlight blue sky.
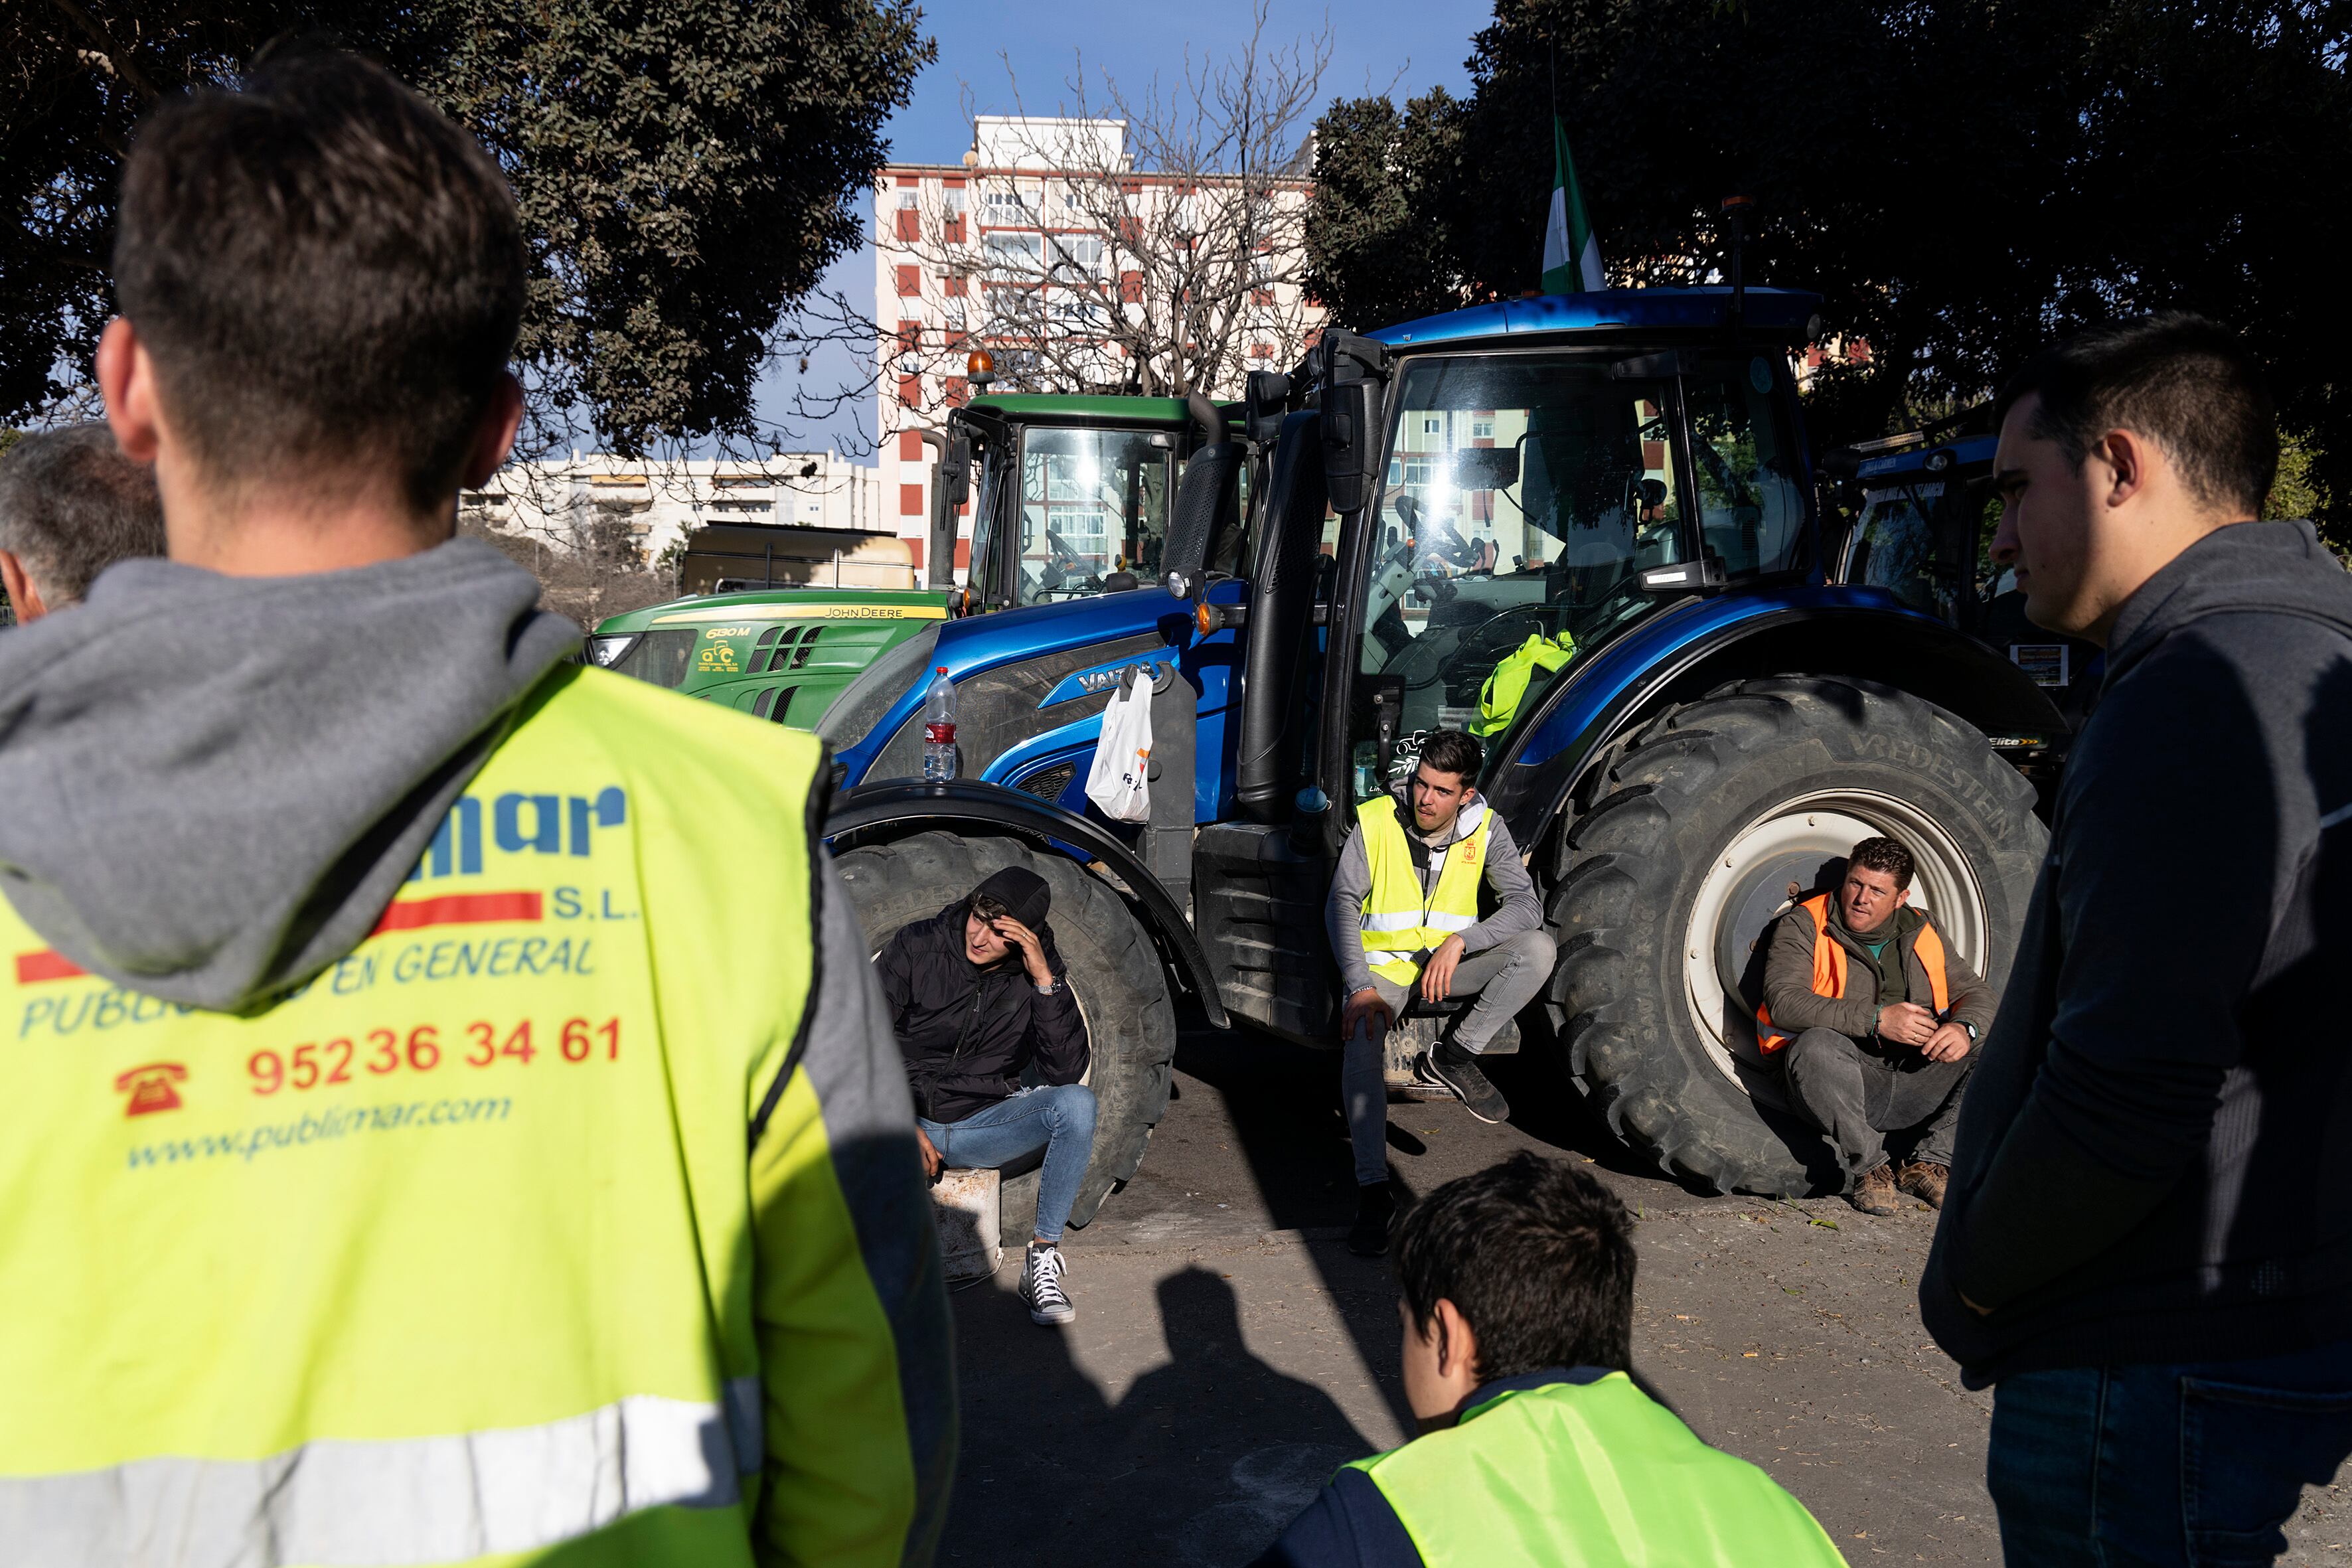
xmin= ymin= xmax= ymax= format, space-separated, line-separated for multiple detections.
xmin=752 ymin=0 xmax=1494 ymax=459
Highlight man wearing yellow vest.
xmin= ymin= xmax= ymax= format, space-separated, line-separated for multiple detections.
xmin=1326 ymin=731 xmax=1554 ymax=1255
xmin=1251 ymin=1152 xmax=1849 ymax=1568
xmin=1759 ymin=836 xmax=1994 ymax=1217
xmin=0 ymin=50 xmax=953 ymax=1564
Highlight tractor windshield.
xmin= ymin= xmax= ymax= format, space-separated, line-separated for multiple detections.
xmin=993 ymin=425 xmax=1175 ymax=605
xmin=1350 ymin=354 xmax=1684 ymax=793
xmin=1347 ymin=351 xmax=1805 ymax=795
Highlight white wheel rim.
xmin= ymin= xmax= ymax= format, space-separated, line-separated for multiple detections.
xmin=1679 ymin=789 xmax=1989 ymax=1093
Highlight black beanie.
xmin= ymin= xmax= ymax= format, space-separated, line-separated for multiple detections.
xmin=973 ymin=866 xmax=1050 ymax=929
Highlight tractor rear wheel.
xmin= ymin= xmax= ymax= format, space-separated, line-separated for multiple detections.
xmin=1543 ymin=675 xmax=2046 ymax=1196
xmin=833 ymin=830 xmax=1177 ymax=1237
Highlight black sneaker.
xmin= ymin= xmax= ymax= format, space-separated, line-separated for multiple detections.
xmin=1421 ymin=1044 xmax=1510 ymax=1124
xmin=1020 ymin=1242 xmax=1075 ymax=1325
xmin=1348 ymin=1183 xmax=1397 ymax=1257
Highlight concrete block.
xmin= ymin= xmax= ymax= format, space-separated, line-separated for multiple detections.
xmin=933 ymin=1166 xmax=1002 ymax=1281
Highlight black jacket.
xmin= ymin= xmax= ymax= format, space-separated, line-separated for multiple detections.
xmin=876 ymin=900 xmax=1089 ymax=1124
xmin=1921 ymin=520 xmax=2352 ymax=1383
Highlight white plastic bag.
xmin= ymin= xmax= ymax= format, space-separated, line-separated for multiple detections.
xmin=1085 ymin=670 xmax=1154 ymax=823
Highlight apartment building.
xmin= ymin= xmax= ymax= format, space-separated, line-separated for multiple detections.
xmin=874 ymin=115 xmax=1323 ymax=584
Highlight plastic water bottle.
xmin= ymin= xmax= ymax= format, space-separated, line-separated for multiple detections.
xmin=923 ymin=666 xmax=959 ymax=781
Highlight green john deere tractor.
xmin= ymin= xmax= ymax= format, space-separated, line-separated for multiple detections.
xmin=586 ymin=390 xmax=1238 ymax=727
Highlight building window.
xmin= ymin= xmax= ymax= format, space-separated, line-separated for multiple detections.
xmin=1471 ymin=417 xmax=1495 ymax=440
xmin=898 ymin=373 xmax=921 ymax=406
xmin=944 ymin=274 xmax=969 ymax=299
xmin=984 ymin=231 xmax=1044 ymax=277
xmin=900 ymin=430 xmax=925 ymax=462
xmin=900 ymin=483 xmax=925 ymax=516
xmin=895 ymin=265 xmax=921 ymax=297
xmin=1119 ymin=270 xmax=1143 ymax=305
xmin=1422 ymin=418 xmax=1442 ymax=435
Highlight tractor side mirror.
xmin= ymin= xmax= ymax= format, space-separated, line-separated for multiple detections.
xmin=1321 ymin=379 xmax=1384 ymax=515
xmin=1162 ymin=441 xmax=1243 ymax=599
xmin=1246 ymin=370 xmax=1291 ymax=448
xmin=941 ymin=432 xmax=971 ymax=507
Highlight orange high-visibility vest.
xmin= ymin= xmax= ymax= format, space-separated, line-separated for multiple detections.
xmin=1755 ymin=893 xmax=1948 ymax=1054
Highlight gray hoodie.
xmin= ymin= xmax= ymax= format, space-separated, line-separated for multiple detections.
xmin=0 ymin=539 xmax=578 ymax=1011
xmin=1325 ymin=783 xmax=1543 ymax=996
xmin=1921 ymin=520 xmax=2352 ymax=1383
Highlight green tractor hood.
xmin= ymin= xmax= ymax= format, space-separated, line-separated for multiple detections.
xmin=587 ymin=586 xmax=950 ymax=730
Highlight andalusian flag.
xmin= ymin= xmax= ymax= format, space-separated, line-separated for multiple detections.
xmin=1540 ymin=116 xmax=1604 ymax=293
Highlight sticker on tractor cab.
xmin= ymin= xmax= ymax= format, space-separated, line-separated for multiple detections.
xmin=704 ymin=625 xmax=754 ymax=640
xmin=651 ymin=603 xmax=948 ymax=627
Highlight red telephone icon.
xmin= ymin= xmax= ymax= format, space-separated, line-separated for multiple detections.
xmin=114 ymin=1062 xmax=189 ymax=1117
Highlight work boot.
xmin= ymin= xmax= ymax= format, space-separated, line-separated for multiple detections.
xmin=1897 ymin=1160 xmax=1950 ymax=1209
xmin=1849 ymin=1162 xmax=1902 ymax=1217
xmin=1348 ymin=1182 xmax=1397 ymax=1258
xmin=1020 ymin=1241 xmax=1075 ymax=1326
xmin=1421 ymin=1043 xmax=1510 ymax=1125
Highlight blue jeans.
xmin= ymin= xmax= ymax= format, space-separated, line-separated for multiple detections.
xmin=917 ymin=1083 xmax=1097 ymax=1244
xmin=1989 ymin=1339 xmax=2352 ymax=1567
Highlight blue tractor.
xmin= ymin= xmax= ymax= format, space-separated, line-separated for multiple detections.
xmin=817 ymin=287 xmax=2062 ymax=1231
xmin=1823 ymin=417 xmax=2099 ymax=807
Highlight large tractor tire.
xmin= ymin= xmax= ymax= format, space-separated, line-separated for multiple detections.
xmin=832 ymin=830 xmax=1177 ymax=1237
xmin=1544 ymin=675 xmax=2046 ymax=1196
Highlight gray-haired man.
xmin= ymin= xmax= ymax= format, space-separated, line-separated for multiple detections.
xmin=0 ymin=424 xmax=167 ymax=623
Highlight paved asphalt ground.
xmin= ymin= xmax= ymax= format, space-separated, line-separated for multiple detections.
xmin=939 ymin=1010 xmax=2350 ymax=1565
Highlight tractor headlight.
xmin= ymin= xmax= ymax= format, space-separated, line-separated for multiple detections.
xmin=585 ymin=633 xmax=640 ymax=668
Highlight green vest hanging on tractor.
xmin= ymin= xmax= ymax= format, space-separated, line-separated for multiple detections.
xmin=1345 ymin=1370 xmax=1849 ymax=1568
xmin=1472 ymin=631 xmax=1577 ymax=739
xmin=1356 ymin=794 xmax=1491 ymax=986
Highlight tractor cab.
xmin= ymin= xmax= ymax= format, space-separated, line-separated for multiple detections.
xmin=1825 ymin=419 xmax=2098 ymax=796
xmin=953 ymin=392 xmax=1241 ymax=613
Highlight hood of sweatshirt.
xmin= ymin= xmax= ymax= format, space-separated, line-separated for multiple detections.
xmin=2102 ymin=519 xmax=2352 ymax=691
xmin=0 ymin=538 xmax=579 ymax=1012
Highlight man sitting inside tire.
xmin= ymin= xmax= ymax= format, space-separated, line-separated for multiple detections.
xmin=878 ymin=866 xmax=1096 ymax=1325
xmin=1327 ymin=729 xmax=1557 ymax=1256
xmin=1759 ymin=836 xmax=1994 ymax=1215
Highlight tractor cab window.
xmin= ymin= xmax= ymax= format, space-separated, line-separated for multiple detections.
xmin=1013 ymin=426 xmax=1175 ymax=605
xmin=1350 ymin=354 xmax=1686 ymax=796
xmin=1685 ymin=357 xmax=1807 ymax=580
xmin=1849 ymin=483 xmax=1948 ymax=619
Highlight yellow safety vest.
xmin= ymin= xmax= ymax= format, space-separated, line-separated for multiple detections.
xmin=1471 ymin=630 xmax=1576 ymax=739
xmin=0 ymin=666 xmax=923 ymax=1565
xmin=1357 ymin=793 xmax=1491 ymax=986
xmin=1346 ymin=1371 xmax=1849 ymax=1567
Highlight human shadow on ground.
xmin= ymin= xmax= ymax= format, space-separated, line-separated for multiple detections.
xmin=1168 ymin=1004 xmax=1679 ymax=1435
xmin=943 ymin=1265 xmax=1373 ymax=1566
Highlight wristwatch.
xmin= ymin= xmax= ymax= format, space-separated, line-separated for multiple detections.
xmin=1961 ymin=1020 xmax=1980 ymax=1043
xmin=1035 ymin=975 xmax=1063 ymax=996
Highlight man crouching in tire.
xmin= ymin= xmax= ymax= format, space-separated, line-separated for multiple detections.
xmin=878 ymin=867 xmax=1096 ymax=1325
xmin=1328 ymin=730 xmax=1556 ymax=1257
xmin=1758 ymin=836 xmax=1995 ymax=1215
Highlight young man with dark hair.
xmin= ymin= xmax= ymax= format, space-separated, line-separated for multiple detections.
xmin=0 ymin=50 xmax=953 ymax=1563
xmin=877 ymin=866 xmax=1096 ymax=1326
xmin=1759 ymin=834 xmax=1994 ymax=1215
xmin=1253 ymin=1152 xmax=1847 ymax=1567
xmin=0 ymin=424 xmax=166 ymax=621
xmin=1326 ymin=730 xmax=1556 ymax=1255
xmin=1922 ymin=313 xmax=2352 ymax=1565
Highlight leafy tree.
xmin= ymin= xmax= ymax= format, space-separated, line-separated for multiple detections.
xmin=1307 ymin=0 xmax=2352 ymax=547
xmin=3 ymin=1 xmax=931 ymax=456
xmin=1303 ymin=88 xmax=1475 ymax=329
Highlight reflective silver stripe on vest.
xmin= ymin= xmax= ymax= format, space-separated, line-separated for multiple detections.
xmin=3 ymin=1377 xmax=763 ymax=1567
xmin=1362 ymin=911 xmax=1425 ymax=933
xmin=1421 ymin=911 xmax=1476 ymax=933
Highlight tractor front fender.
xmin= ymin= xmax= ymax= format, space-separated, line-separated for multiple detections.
xmin=824 ymin=778 xmax=1230 ymax=1030
xmin=1485 ymin=591 xmax=2069 ymax=847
